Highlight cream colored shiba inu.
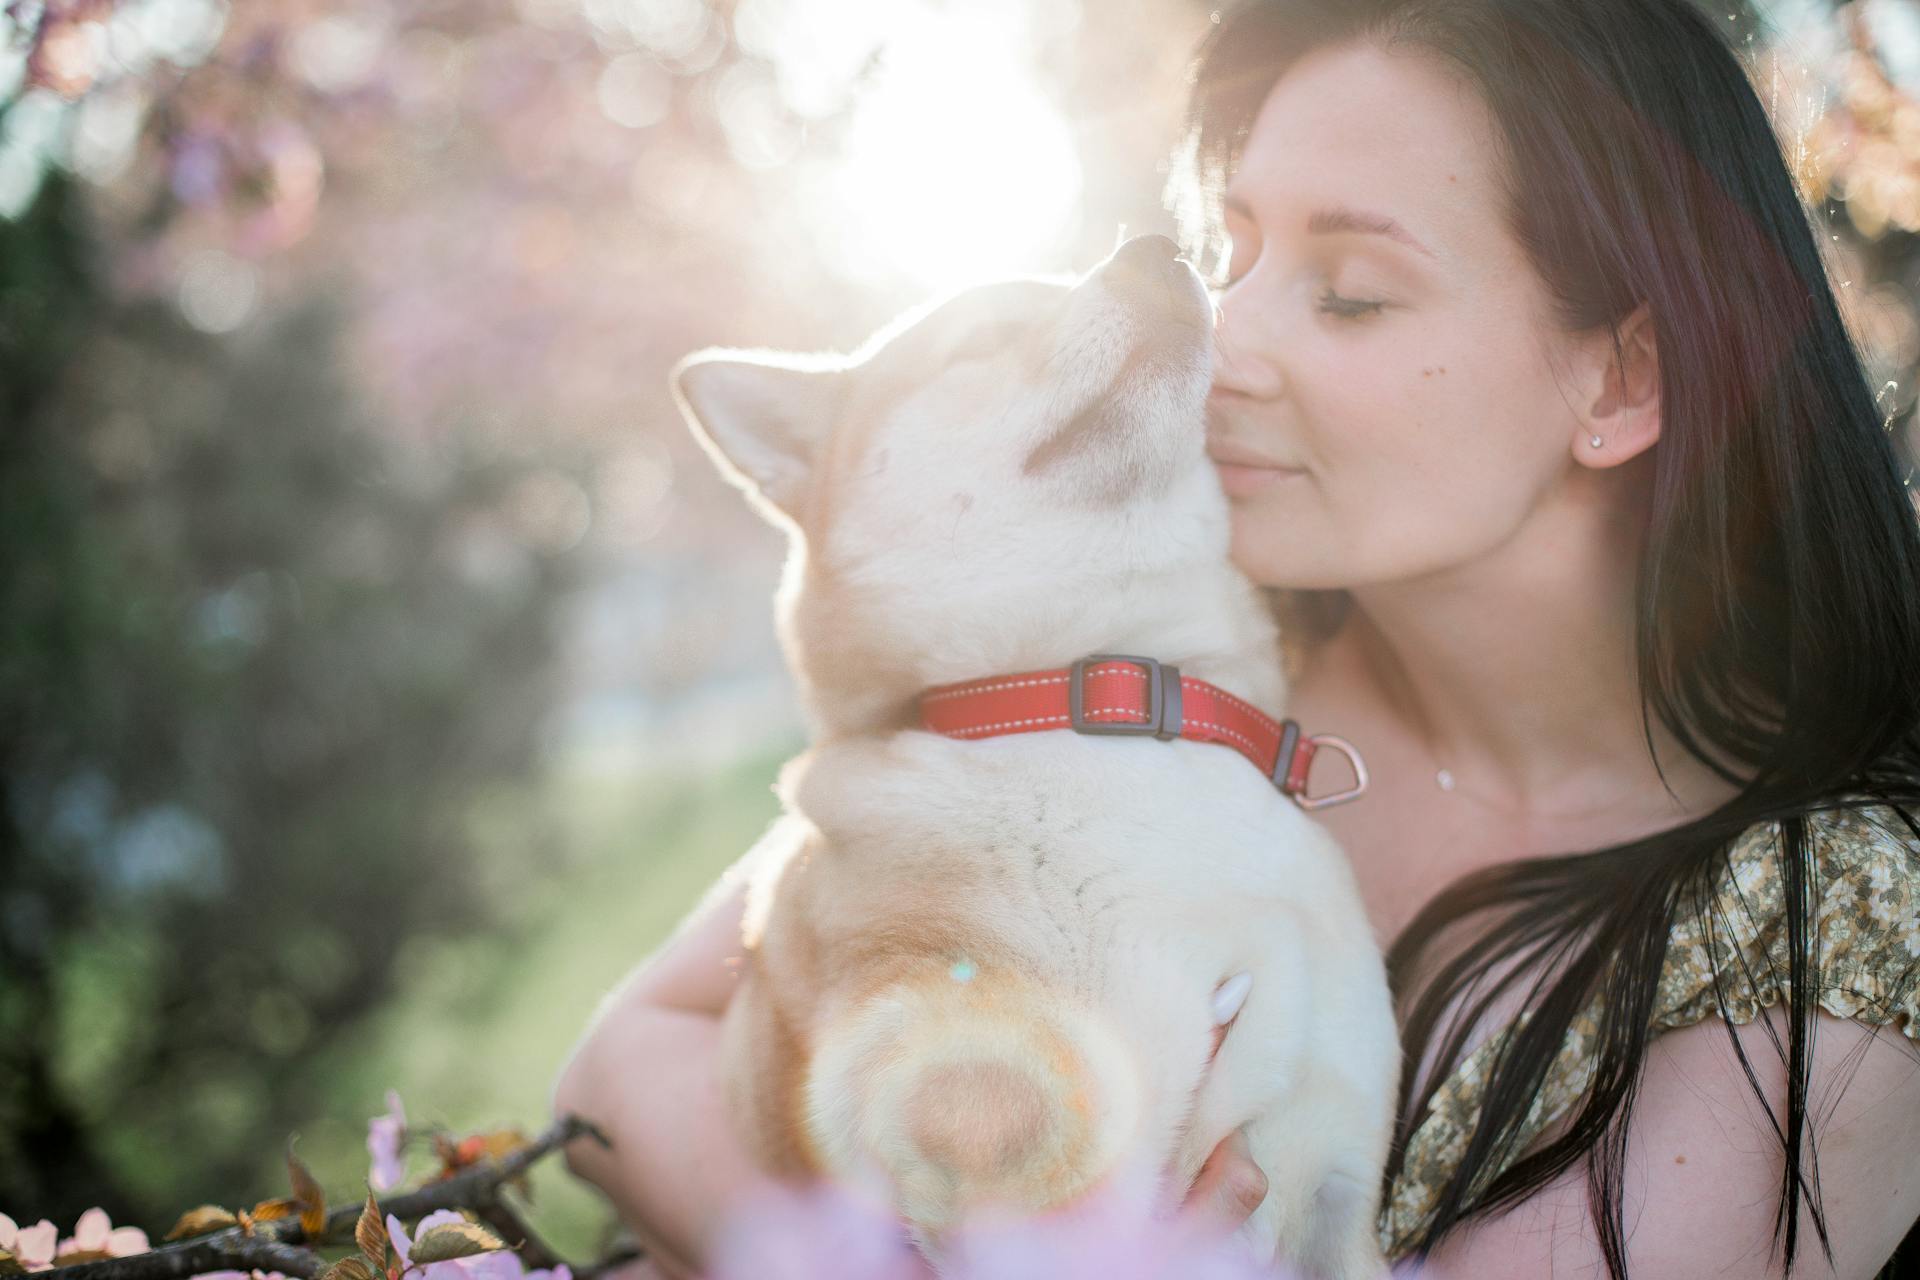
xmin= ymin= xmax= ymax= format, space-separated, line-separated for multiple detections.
xmin=670 ymin=235 xmax=1398 ymax=1280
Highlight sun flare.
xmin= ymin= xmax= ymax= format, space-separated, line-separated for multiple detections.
xmin=779 ymin=1 xmax=1085 ymax=290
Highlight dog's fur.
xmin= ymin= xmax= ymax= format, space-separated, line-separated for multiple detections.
xmin=670 ymin=239 xmax=1399 ymax=1279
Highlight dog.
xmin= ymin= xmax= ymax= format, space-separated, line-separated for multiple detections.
xmin=669 ymin=234 xmax=1399 ymax=1279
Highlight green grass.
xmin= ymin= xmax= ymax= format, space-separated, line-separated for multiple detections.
xmin=264 ymin=738 xmax=799 ymax=1262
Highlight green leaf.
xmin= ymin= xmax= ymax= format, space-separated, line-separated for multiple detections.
xmin=320 ymin=1256 xmax=376 ymax=1280
xmin=407 ymin=1223 xmax=505 ymax=1264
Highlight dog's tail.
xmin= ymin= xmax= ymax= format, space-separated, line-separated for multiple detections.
xmin=802 ymin=962 xmax=1143 ymax=1236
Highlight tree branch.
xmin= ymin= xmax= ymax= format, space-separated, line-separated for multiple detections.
xmin=38 ymin=1115 xmax=620 ymax=1280
xmin=565 ymin=1245 xmax=643 ymax=1280
xmin=469 ymin=1200 xmax=559 ymax=1273
xmin=32 ymin=1236 xmax=327 ymax=1280
xmin=321 ymin=1114 xmax=609 ymax=1235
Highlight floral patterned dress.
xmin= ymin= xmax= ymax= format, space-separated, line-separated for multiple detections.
xmin=1379 ymin=805 xmax=1920 ymax=1258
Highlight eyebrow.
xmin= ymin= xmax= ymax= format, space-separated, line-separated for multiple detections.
xmin=1225 ymin=193 xmax=1437 ymax=260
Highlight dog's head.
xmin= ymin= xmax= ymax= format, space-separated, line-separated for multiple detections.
xmin=673 ymin=235 xmax=1229 ymax=735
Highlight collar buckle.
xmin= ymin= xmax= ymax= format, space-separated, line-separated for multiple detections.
xmin=1297 ymin=734 xmax=1370 ymax=810
xmin=1067 ymin=654 xmax=1184 ymax=741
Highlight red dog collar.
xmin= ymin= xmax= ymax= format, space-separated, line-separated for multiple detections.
xmin=918 ymin=653 xmax=1368 ymax=810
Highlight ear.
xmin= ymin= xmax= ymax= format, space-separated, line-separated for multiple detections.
xmin=670 ymin=348 xmax=847 ymax=521
xmin=1573 ymin=303 xmax=1661 ymax=469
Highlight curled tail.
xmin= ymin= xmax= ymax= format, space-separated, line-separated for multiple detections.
xmin=803 ymin=963 xmax=1142 ymax=1236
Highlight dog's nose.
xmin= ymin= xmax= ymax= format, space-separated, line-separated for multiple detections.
xmin=1106 ymin=234 xmax=1185 ymax=285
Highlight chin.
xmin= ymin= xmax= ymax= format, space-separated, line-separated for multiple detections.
xmin=1227 ymin=521 xmax=1338 ymax=591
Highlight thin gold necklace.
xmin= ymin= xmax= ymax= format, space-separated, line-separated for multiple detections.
xmin=1360 ymin=631 xmax=1665 ymax=818
xmin=1412 ymin=702 xmax=1651 ymax=819
xmin=1422 ymin=738 xmax=1692 ymax=825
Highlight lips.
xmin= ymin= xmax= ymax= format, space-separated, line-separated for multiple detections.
xmin=1205 ymin=438 xmax=1307 ymax=498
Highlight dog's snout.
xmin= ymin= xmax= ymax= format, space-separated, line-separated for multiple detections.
xmin=1100 ymin=235 xmax=1207 ymax=333
xmin=1106 ymin=234 xmax=1185 ymax=288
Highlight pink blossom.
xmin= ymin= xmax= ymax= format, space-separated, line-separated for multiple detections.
xmin=387 ymin=1211 xmax=548 ymax=1280
xmin=707 ymin=1172 xmax=1297 ymax=1280
xmin=1 ymin=1213 xmax=61 ymax=1271
xmin=368 ymin=1088 xmax=409 ymax=1191
xmin=55 ymin=1206 xmax=150 ymax=1259
xmin=940 ymin=1185 xmax=1286 ymax=1280
xmin=708 ymin=1180 xmax=929 ymax=1280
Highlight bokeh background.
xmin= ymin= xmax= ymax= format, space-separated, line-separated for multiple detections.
xmin=4 ymin=0 xmax=1919 ymax=1261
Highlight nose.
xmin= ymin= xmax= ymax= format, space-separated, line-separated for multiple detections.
xmin=1102 ymin=233 xmax=1188 ymax=293
xmin=1210 ymin=285 xmax=1286 ymax=400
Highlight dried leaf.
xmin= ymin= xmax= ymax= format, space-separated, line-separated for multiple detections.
xmin=406 ymin=1222 xmax=505 ymax=1264
xmin=0 ymin=1250 xmax=24 ymax=1278
xmin=319 ymin=1256 xmax=376 ymax=1280
xmin=435 ymin=1127 xmax=532 ymax=1182
xmin=355 ymin=1191 xmax=388 ymax=1266
xmin=52 ymin=1250 xmax=112 ymax=1266
xmin=248 ymin=1198 xmax=299 ymax=1224
xmin=470 ymin=1129 xmax=532 ymax=1162
xmin=165 ymin=1205 xmax=240 ymax=1241
xmin=287 ymin=1140 xmax=328 ymax=1238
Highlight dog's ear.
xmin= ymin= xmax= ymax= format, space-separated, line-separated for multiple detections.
xmin=671 ymin=349 xmax=846 ymax=522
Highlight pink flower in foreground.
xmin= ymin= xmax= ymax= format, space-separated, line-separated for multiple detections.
xmin=55 ymin=1206 xmax=150 ymax=1259
xmin=941 ymin=1188 xmax=1286 ymax=1280
xmin=709 ymin=1170 xmax=1296 ymax=1280
xmin=386 ymin=1212 xmax=565 ymax=1280
xmin=389 ymin=1211 xmax=476 ymax=1280
xmin=369 ymin=1088 xmax=409 ymax=1192
xmin=189 ymin=1270 xmax=289 ymax=1280
xmin=708 ymin=1179 xmax=930 ymax=1280
xmin=1 ymin=1213 xmax=61 ymax=1271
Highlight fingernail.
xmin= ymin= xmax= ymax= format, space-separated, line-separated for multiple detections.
xmin=1195 ymin=1129 xmax=1266 ymax=1221
xmin=1211 ymin=972 xmax=1252 ymax=1025
xmin=1225 ymin=1159 xmax=1268 ymax=1215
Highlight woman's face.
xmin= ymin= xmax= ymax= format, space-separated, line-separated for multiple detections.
xmin=1208 ymin=41 xmax=1602 ymax=590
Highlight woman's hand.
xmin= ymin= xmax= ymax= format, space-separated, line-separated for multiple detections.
xmin=552 ymin=875 xmax=764 ymax=1280
xmin=1176 ymin=972 xmax=1268 ymax=1230
xmin=1180 ymin=1128 xmax=1269 ymax=1229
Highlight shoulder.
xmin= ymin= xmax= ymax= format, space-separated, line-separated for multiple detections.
xmin=1408 ymin=805 xmax=1920 ymax=1277
xmin=1658 ymin=803 xmax=1920 ymax=1040
xmin=1397 ymin=802 xmax=1920 ymax=1274
xmin=1415 ymin=1001 xmax=1920 ymax=1278
xmin=1806 ymin=805 xmax=1920 ymax=1018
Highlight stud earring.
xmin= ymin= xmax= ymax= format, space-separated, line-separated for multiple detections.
xmin=1589 ymin=434 xmax=1604 ymax=449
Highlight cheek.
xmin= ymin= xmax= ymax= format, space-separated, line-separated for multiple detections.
xmin=1226 ymin=346 xmax=1568 ymax=587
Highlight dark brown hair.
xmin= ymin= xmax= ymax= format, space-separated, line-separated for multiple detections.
xmin=1170 ymin=2 xmax=1920 ymax=1275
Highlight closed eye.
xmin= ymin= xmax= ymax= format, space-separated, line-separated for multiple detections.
xmin=1316 ymin=288 xmax=1385 ymax=320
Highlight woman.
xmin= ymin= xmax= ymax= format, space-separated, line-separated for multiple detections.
xmin=553 ymin=1 xmax=1920 ymax=1275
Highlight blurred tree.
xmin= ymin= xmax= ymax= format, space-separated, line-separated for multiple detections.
xmin=0 ymin=168 xmax=578 ymax=1221
xmin=3 ymin=0 xmax=1917 ymax=1227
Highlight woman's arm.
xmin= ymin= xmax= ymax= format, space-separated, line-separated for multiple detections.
xmin=550 ymin=872 xmax=768 ymax=1279
xmin=551 ymin=866 xmax=1275 ymax=1278
xmin=1410 ymin=1008 xmax=1920 ymax=1279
